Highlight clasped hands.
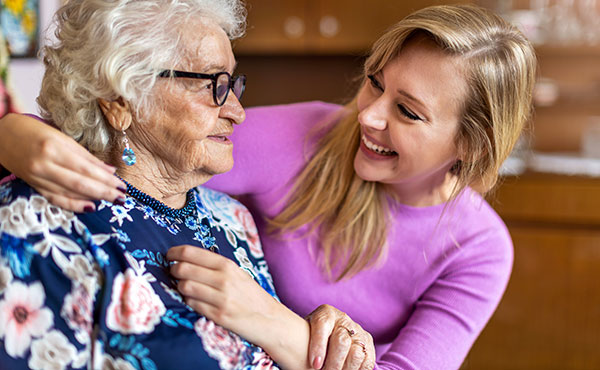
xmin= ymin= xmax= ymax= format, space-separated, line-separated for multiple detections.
xmin=167 ymin=245 xmax=375 ymax=370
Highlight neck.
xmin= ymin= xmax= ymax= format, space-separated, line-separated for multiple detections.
xmin=385 ymin=171 xmax=459 ymax=207
xmin=111 ymin=147 xmax=212 ymax=209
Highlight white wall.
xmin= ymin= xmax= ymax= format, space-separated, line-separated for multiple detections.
xmin=7 ymin=0 xmax=60 ymax=114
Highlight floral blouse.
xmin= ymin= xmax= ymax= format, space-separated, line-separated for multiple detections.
xmin=0 ymin=179 xmax=280 ymax=370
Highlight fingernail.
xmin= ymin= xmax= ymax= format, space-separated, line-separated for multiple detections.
xmin=113 ymin=197 xmax=125 ymax=206
xmin=117 ymin=185 xmax=127 ymax=194
xmin=84 ymin=205 xmax=95 ymax=213
xmin=312 ymin=356 xmax=323 ymax=369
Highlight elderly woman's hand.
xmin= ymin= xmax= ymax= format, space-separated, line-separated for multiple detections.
xmin=167 ymin=245 xmax=283 ymax=342
xmin=306 ymin=305 xmax=376 ymax=370
xmin=168 ymin=245 xmax=318 ymax=370
xmin=0 ymin=113 xmax=126 ymax=212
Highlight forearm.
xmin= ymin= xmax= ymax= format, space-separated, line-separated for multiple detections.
xmin=0 ymin=113 xmax=24 ymax=173
xmin=247 ymin=298 xmax=312 ymax=370
xmin=0 ymin=113 xmax=48 ymax=174
xmin=0 ymin=114 xmax=14 ymax=179
xmin=168 ymin=246 xmax=313 ymax=369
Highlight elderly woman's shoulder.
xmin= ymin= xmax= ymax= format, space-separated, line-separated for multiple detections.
xmin=194 ymin=185 xmax=247 ymax=211
xmin=194 ymin=186 xmax=258 ymax=230
xmin=0 ymin=179 xmax=80 ymax=241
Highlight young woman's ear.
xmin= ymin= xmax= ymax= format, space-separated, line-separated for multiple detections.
xmin=449 ymin=159 xmax=462 ymax=175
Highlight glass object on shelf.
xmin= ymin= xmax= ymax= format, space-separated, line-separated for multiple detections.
xmin=528 ymin=152 xmax=600 ymax=177
xmin=577 ymin=0 xmax=600 ymax=45
xmin=533 ymin=77 xmax=560 ymax=106
xmin=480 ymin=0 xmax=600 ymax=45
xmin=507 ymin=8 xmax=546 ymax=44
xmin=551 ymin=0 xmax=584 ymax=44
xmin=319 ymin=16 xmax=340 ymax=38
xmin=283 ymin=16 xmax=305 ymax=39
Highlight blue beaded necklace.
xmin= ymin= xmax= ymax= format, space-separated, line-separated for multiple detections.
xmin=119 ymin=178 xmax=197 ymax=219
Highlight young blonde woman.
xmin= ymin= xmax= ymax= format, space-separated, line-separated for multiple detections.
xmin=0 ymin=5 xmax=536 ymax=369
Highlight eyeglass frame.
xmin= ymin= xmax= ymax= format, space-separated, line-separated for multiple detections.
xmin=157 ymin=70 xmax=246 ymax=106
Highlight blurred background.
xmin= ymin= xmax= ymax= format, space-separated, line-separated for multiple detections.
xmin=2 ymin=1 xmax=600 ymax=368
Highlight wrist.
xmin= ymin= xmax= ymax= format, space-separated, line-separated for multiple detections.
xmin=253 ymin=299 xmax=311 ymax=370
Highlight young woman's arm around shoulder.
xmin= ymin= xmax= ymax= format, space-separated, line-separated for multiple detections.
xmin=0 ymin=113 xmax=126 ymax=211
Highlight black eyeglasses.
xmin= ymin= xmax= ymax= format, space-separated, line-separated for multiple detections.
xmin=158 ymin=70 xmax=246 ymax=106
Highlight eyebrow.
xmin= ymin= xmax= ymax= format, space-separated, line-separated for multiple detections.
xmin=201 ymin=61 xmax=238 ymax=74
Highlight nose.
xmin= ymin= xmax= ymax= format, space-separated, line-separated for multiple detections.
xmin=358 ymin=97 xmax=387 ymax=131
xmin=220 ymin=91 xmax=245 ymax=125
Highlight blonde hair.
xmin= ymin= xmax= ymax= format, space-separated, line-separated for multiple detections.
xmin=37 ymin=0 xmax=246 ymax=154
xmin=271 ymin=4 xmax=537 ymax=280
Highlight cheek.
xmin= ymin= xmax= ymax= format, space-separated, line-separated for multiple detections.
xmin=173 ymin=100 xmax=219 ymax=140
xmin=193 ymin=110 xmax=218 ymax=136
xmin=387 ymin=124 xmax=413 ymax=152
xmin=438 ymin=125 xmax=461 ymax=158
xmin=162 ymin=108 xmax=218 ymax=168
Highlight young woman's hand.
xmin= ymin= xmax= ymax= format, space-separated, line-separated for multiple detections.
xmin=0 ymin=113 xmax=126 ymax=212
xmin=306 ymin=305 xmax=376 ymax=370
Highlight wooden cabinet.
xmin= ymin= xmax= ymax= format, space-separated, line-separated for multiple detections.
xmin=532 ymin=46 xmax=600 ymax=153
xmin=234 ymin=0 xmax=470 ymax=54
xmin=462 ymin=173 xmax=600 ymax=369
xmin=311 ymin=0 xmax=450 ymax=54
xmin=234 ymin=1 xmax=308 ymax=53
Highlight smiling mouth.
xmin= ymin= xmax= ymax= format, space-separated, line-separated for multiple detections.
xmin=361 ymin=135 xmax=397 ymax=156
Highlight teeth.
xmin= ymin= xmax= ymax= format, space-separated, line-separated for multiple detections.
xmin=362 ymin=135 xmax=396 ymax=156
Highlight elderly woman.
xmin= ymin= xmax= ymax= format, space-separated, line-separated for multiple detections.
xmin=0 ymin=4 xmax=537 ymax=370
xmin=0 ymin=0 xmax=374 ymax=369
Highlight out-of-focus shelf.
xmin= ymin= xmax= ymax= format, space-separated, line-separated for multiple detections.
xmin=535 ymin=99 xmax=600 ymax=112
xmin=492 ymin=171 xmax=600 ymax=227
xmin=535 ymin=45 xmax=600 ymax=57
xmin=531 ymin=42 xmax=599 ymax=152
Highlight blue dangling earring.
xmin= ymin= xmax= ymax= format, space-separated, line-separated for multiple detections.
xmin=121 ymin=130 xmax=136 ymax=166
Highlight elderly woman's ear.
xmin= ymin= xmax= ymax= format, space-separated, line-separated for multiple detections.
xmin=98 ymin=97 xmax=133 ymax=131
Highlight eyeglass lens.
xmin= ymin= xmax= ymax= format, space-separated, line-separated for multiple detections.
xmin=232 ymin=76 xmax=245 ymax=100
xmin=216 ymin=74 xmax=230 ymax=105
xmin=215 ymin=74 xmax=245 ymax=105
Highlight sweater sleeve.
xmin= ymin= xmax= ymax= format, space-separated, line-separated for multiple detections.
xmin=375 ymin=225 xmax=513 ymax=370
xmin=205 ymin=101 xmax=343 ymax=196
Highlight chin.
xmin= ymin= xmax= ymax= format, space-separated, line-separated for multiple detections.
xmin=202 ymin=164 xmax=232 ymax=176
xmin=353 ymin=155 xmax=382 ymax=182
xmin=354 ymin=169 xmax=382 ymax=183
xmin=208 ymin=157 xmax=234 ymax=175
xmin=190 ymin=146 xmax=234 ymax=174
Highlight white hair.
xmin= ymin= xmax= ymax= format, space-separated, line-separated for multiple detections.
xmin=37 ymin=0 xmax=246 ymax=153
